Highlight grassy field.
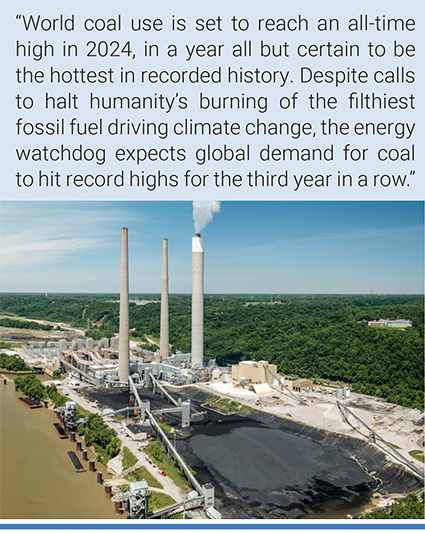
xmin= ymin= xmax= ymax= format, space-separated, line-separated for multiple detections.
xmin=145 ymin=442 xmax=191 ymax=490
xmin=0 ymin=341 xmax=24 ymax=349
xmin=125 ymin=466 xmax=163 ymax=489
xmin=158 ymin=421 xmax=172 ymax=433
xmin=205 ymin=395 xmax=254 ymax=415
xmin=117 ymin=486 xmax=175 ymax=513
xmin=122 ymin=447 xmax=138 ymax=470
xmin=76 ymin=404 xmax=91 ymax=418
xmin=408 ymin=449 xmax=424 ymax=463
xmin=149 ymin=491 xmax=176 ymax=512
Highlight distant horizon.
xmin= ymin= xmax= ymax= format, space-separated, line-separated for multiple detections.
xmin=1 ymin=201 xmax=423 ymax=294
xmin=1 ymin=291 xmax=423 ymax=296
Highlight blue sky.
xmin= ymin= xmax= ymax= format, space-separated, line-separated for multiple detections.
xmin=0 ymin=201 xmax=423 ymax=294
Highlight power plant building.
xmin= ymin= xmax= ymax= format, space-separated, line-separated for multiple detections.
xmin=232 ymin=360 xmax=277 ymax=385
xmin=259 ymin=396 xmax=281 ymax=407
xmin=292 ymin=379 xmax=313 ymax=392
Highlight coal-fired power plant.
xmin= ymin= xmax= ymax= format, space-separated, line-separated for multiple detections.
xmin=52 ymin=206 xmax=420 ymax=522
xmin=63 ymin=226 xmax=211 ymax=389
xmin=57 ymin=225 xmax=222 ymax=519
xmin=191 ymin=233 xmax=204 ymax=368
xmin=118 ymin=227 xmax=130 ymax=383
xmin=159 ymin=238 xmax=169 ymax=363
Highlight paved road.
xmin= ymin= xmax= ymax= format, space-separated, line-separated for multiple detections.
xmin=61 ymin=384 xmax=187 ymax=504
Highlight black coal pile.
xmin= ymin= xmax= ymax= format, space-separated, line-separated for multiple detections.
xmin=85 ymin=387 xmax=182 ymax=413
xmin=177 ymin=416 xmax=374 ymax=518
xmin=85 ymin=386 xmax=423 ymax=518
xmin=175 ymin=389 xmax=422 ymax=519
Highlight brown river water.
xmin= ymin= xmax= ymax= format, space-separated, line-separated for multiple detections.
xmin=0 ymin=382 xmax=120 ymax=519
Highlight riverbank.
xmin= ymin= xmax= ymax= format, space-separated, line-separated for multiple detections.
xmin=0 ymin=382 xmax=120 ymax=519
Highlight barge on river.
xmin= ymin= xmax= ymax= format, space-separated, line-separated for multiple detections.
xmin=18 ymin=397 xmax=42 ymax=409
xmin=67 ymin=451 xmax=86 ymax=473
xmin=53 ymin=422 xmax=68 ymax=439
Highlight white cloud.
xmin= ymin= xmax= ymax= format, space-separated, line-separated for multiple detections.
xmin=238 ymin=226 xmax=423 ymax=254
xmin=1 ymin=234 xmax=105 ymax=266
xmin=0 ymin=203 xmax=119 ymax=267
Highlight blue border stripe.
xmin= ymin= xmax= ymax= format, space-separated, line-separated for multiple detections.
xmin=1 ymin=525 xmax=424 ymax=530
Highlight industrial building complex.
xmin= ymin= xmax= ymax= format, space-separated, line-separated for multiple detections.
xmin=53 ymin=227 xmax=223 ymax=518
xmin=5 ymin=224 xmax=422 ymax=520
xmin=58 ymin=229 xmax=216 ymax=386
xmin=52 ymin=225 xmax=329 ymax=518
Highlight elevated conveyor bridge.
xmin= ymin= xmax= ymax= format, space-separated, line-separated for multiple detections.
xmin=337 ymin=400 xmax=424 ymax=480
xmin=263 ymin=366 xmax=307 ymax=404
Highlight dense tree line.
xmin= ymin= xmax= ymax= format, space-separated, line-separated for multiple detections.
xmin=77 ymin=413 xmax=121 ymax=464
xmin=12 ymin=373 xmax=120 ymax=464
xmin=15 ymin=374 xmax=46 ymax=400
xmin=1 ymin=294 xmax=423 ymax=409
xmin=0 ymin=317 xmax=54 ymax=330
xmin=0 ymin=353 xmax=32 ymax=371
xmin=14 ymin=375 xmax=68 ymax=405
xmin=117 ymin=294 xmax=424 ymax=409
xmin=85 ymin=328 xmax=116 ymax=340
xmin=45 ymin=384 xmax=68 ymax=407
xmin=0 ymin=294 xmax=120 ymax=328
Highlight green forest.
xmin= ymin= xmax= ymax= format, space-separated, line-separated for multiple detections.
xmin=77 ymin=413 xmax=121 ymax=464
xmin=1 ymin=293 xmax=423 ymax=409
xmin=14 ymin=373 xmax=68 ymax=405
xmin=15 ymin=374 xmax=46 ymax=401
xmin=0 ymin=317 xmax=54 ymax=330
xmin=0 ymin=352 xmax=32 ymax=372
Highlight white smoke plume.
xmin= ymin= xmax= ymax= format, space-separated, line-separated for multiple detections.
xmin=193 ymin=201 xmax=221 ymax=234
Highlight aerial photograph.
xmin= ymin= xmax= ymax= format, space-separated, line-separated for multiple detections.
xmin=0 ymin=200 xmax=423 ymax=520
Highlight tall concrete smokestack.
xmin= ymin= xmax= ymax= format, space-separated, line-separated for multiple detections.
xmin=158 ymin=238 xmax=169 ymax=362
xmin=118 ymin=228 xmax=130 ymax=383
xmin=191 ymin=234 xmax=204 ymax=368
